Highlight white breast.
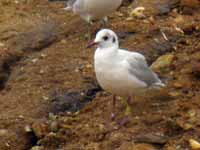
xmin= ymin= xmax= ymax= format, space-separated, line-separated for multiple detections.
xmin=94 ymin=49 xmax=147 ymax=96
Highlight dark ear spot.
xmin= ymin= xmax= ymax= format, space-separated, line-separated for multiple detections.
xmin=112 ymin=37 xmax=116 ymax=43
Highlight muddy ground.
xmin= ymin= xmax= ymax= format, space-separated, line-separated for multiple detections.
xmin=0 ymin=0 xmax=200 ymax=150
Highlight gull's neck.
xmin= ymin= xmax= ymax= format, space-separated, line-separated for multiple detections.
xmin=98 ymin=43 xmax=119 ymax=50
xmin=95 ymin=46 xmax=119 ymax=62
xmin=97 ymin=46 xmax=118 ymax=54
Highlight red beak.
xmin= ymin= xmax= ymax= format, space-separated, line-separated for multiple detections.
xmin=87 ymin=41 xmax=98 ymax=48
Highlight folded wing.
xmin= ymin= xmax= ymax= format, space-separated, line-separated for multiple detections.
xmin=126 ymin=52 xmax=164 ymax=87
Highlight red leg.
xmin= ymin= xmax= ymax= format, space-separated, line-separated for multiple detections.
xmin=117 ymin=96 xmax=133 ymax=126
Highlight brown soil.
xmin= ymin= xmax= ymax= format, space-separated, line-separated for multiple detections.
xmin=0 ymin=0 xmax=200 ymax=150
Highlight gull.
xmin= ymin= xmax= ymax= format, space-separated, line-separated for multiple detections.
xmin=87 ymin=29 xmax=165 ymax=121
xmin=64 ymin=0 xmax=123 ymax=24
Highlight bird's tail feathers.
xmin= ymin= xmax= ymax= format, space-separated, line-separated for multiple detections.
xmin=151 ymin=82 xmax=166 ymax=89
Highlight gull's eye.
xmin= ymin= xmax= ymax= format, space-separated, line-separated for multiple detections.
xmin=103 ymin=36 xmax=109 ymax=41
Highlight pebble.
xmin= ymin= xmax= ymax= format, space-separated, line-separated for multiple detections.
xmin=169 ymin=91 xmax=180 ymax=97
xmin=39 ymin=69 xmax=44 ymax=74
xmin=115 ymin=12 xmax=124 ymax=17
xmin=31 ymin=146 xmax=44 ymax=150
xmin=32 ymin=122 xmax=49 ymax=139
xmin=42 ymin=96 xmax=49 ymax=101
xmin=134 ymin=133 xmax=168 ymax=144
xmin=176 ymin=120 xmax=194 ymax=130
xmin=40 ymin=53 xmax=47 ymax=58
xmin=0 ymin=42 xmax=5 ymax=47
xmin=32 ymin=58 xmax=39 ymax=63
xmin=189 ymin=139 xmax=200 ymax=150
xmin=173 ymin=82 xmax=183 ymax=89
xmin=50 ymin=121 xmax=59 ymax=132
xmin=181 ymin=0 xmax=200 ymax=8
xmin=24 ymin=125 xmax=32 ymax=133
xmin=0 ymin=129 xmax=8 ymax=137
xmin=134 ymin=143 xmax=158 ymax=150
xmin=61 ymin=39 xmax=67 ymax=44
xmin=151 ymin=54 xmax=175 ymax=72
xmin=129 ymin=7 xmax=146 ymax=19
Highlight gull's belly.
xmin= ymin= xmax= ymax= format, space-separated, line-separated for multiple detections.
xmin=95 ymin=68 xmax=146 ymax=96
xmin=84 ymin=0 xmax=122 ymax=18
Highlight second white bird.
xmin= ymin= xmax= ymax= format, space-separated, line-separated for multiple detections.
xmin=65 ymin=0 xmax=122 ymax=23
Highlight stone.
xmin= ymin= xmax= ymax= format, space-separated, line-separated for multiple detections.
xmin=0 ymin=129 xmax=8 ymax=137
xmin=50 ymin=121 xmax=59 ymax=132
xmin=31 ymin=146 xmax=44 ymax=150
xmin=134 ymin=143 xmax=158 ymax=150
xmin=151 ymin=54 xmax=175 ymax=72
xmin=189 ymin=139 xmax=200 ymax=150
xmin=173 ymin=82 xmax=183 ymax=89
xmin=24 ymin=125 xmax=32 ymax=133
xmin=134 ymin=133 xmax=168 ymax=144
xmin=181 ymin=0 xmax=200 ymax=8
xmin=129 ymin=7 xmax=146 ymax=19
xmin=32 ymin=122 xmax=49 ymax=139
xmin=131 ymin=0 xmax=174 ymax=16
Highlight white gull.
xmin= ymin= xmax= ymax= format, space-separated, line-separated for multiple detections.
xmin=64 ymin=0 xmax=122 ymax=23
xmin=88 ymin=29 xmax=165 ymax=120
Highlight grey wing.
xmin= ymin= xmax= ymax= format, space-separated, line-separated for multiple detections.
xmin=127 ymin=54 xmax=162 ymax=86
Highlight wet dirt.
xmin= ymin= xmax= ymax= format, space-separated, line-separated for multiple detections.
xmin=0 ymin=0 xmax=200 ymax=150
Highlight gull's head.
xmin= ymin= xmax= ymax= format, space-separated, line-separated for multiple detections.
xmin=87 ymin=29 xmax=119 ymax=49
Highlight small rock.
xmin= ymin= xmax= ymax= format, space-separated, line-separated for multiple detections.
xmin=173 ymin=82 xmax=183 ymax=89
xmin=48 ymin=113 xmax=57 ymax=121
xmin=18 ymin=115 xmax=24 ymax=119
xmin=85 ymin=64 xmax=92 ymax=69
xmin=126 ymin=17 xmax=134 ymax=21
xmin=189 ymin=139 xmax=200 ymax=150
xmin=37 ymin=132 xmax=63 ymax=147
xmin=169 ymin=91 xmax=180 ymax=97
xmin=116 ymin=142 xmax=134 ymax=150
xmin=85 ymin=142 xmax=100 ymax=150
xmin=40 ymin=53 xmax=47 ymax=58
xmin=32 ymin=58 xmax=39 ymax=63
xmin=181 ymin=0 xmax=200 ymax=14
xmin=32 ymin=122 xmax=49 ymax=139
xmin=39 ymin=69 xmax=44 ymax=74
xmin=188 ymin=109 xmax=196 ymax=118
xmin=116 ymin=12 xmax=124 ymax=17
xmin=134 ymin=133 xmax=168 ymax=144
xmin=181 ymin=0 xmax=200 ymax=8
xmin=151 ymin=54 xmax=175 ymax=72
xmin=174 ymin=15 xmax=185 ymax=24
xmin=61 ymin=39 xmax=67 ymax=44
xmin=134 ymin=143 xmax=158 ymax=150
xmin=176 ymin=120 xmax=194 ymax=130
xmin=0 ymin=129 xmax=8 ymax=137
xmin=42 ymin=96 xmax=49 ymax=101
xmin=50 ymin=121 xmax=59 ymax=132
xmin=0 ymin=42 xmax=5 ymax=47
xmin=129 ymin=7 xmax=146 ymax=19
xmin=24 ymin=125 xmax=32 ymax=133
xmin=31 ymin=146 xmax=44 ymax=150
